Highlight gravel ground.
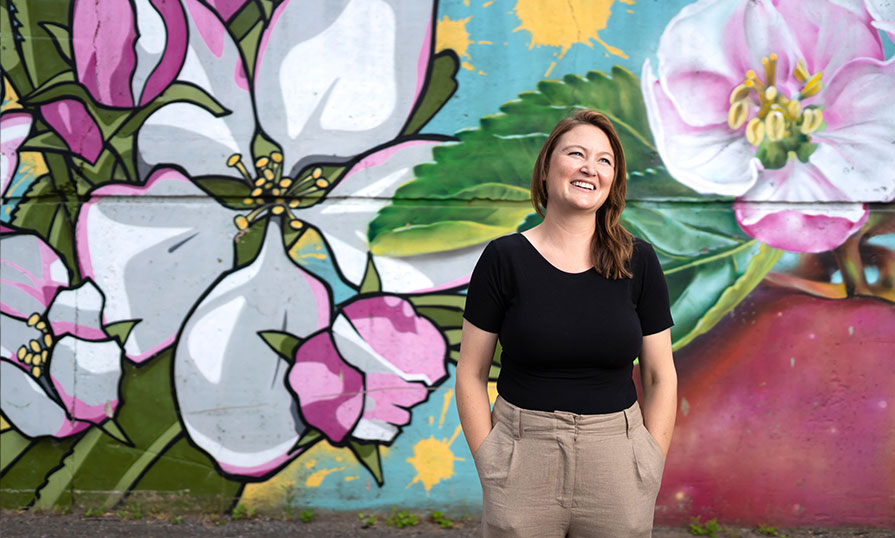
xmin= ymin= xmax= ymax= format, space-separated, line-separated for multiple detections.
xmin=1 ymin=511 xmax=893 ymax=538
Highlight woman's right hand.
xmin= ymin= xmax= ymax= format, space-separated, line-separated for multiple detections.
xmin=455 ymin=319 xmax=499 ymax=457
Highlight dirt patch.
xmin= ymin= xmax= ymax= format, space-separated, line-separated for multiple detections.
xmin=2 ymin=510 xmax=894 ymax=537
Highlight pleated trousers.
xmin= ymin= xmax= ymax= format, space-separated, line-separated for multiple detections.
xmin=474 ymin=395 xmax=665 ymax=538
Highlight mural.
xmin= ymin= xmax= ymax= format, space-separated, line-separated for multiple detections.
xmin=1 ymin=0 xmax=893 ymax=527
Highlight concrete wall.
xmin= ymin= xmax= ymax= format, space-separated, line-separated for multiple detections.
xmin=2 ymin=0 xmax=893 ymax=527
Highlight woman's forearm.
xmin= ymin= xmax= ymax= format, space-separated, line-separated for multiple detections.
xmin=639 ymin=376 xmax=677 ymax=457
xmin=455 ymin=366 xmax=494 ymax=456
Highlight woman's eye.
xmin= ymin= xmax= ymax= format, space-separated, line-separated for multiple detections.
xmin=599 ymin=157 xmax=612 ymax=165
xmin=569 ymin=151 xmax=583 ymax=157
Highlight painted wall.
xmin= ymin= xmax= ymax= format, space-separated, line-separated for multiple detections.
xmin=2 ymin=0 xmax=893 ymax=527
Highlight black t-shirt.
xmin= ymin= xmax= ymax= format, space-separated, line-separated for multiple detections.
xmin=463 ymin=233 xmax=673 ymax=414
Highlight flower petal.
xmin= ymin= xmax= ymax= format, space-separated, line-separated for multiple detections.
xmin=49 ymin=336 xmax=121 ymax=424
xmin=46 ymin=280 xmax=106 ymax=341
xmin=76 ymin=168 xmax=237 ymax=362
xmin=174 ymin=220 xmax=331 ymax=477
xmin=255 ymin=0 xmax=434 ymax=172
xmin=1 ymin=111 xmax=32 ymax=198
xmin=734 ymin=200 xmax=867 ymax=253
xmin=289 ymin=331 xmax=364 ymax=443
xmin=204 ymin=0 xmax=251 ymax=22
xmin=137 ymin=0 xmax=253 ymax=178
xmin=867 ymin=0 xmax=895 ymax=40
xmin=40 ymin=99 xmax=103 ymax=164
xmin=1 ymin=359 xmax=90 ymax=438
xmin=73 ymin=0 xmax=137 ymax=107
xmin=642 ymin=61 xmax=759 ymax=196
xmin=1 ymin=231 xmax=70 ymax=319
xmin=776 ymin=0 xmax=884 ymax=71
xmin=809 ymin=57 xmax=895 ymax=203
xmin=335 ymin=295 xmax=447 ymax=385
xmin=302 ymin=139 xmax=481 ymax=291
xmin=132 ymin=0 xmax=189 ymax=105
xmin=352 ymin=372 xmax=428 ymax=442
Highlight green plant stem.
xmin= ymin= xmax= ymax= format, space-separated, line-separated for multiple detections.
xmin=101 ymin=422 xmax=183 ymax=510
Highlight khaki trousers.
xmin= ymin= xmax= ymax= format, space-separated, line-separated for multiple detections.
xmin=473 ymin=396 xmax=665 ymax=538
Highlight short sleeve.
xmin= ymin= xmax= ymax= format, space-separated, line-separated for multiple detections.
xmin=636 ymin=241 xmax=674 ymax=335
xmin=463 ymin=240 xmax=507 ymax=333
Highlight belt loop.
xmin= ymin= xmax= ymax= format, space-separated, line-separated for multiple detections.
xmin=624 ymin=407 xmax=631 ymax=439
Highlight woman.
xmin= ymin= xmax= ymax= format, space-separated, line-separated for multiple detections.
xmin=456 ymin=110 xmax=677 ymax=538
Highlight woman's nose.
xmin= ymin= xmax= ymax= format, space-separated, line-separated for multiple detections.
xmin=580 ymin=163 xmax=595 ymax=176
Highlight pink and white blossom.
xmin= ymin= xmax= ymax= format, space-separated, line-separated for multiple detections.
xmin=1 ymin=228 xmax=122 ymax=438
xmin=642 ymin=0 xmax=895 ymax=252
xmin=289 ymin=294 xmax=447 ymax=443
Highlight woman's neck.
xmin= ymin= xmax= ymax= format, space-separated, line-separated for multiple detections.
xmin=522 ymin=210 xmax=595 ymax=270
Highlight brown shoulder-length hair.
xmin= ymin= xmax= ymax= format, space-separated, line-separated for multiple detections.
xmin=530 ymin=109 xmax=634 ymax=279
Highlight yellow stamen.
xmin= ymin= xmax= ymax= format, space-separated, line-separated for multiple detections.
xmin=271 ymin=206 xmax=285 ymax=215
xmin=289 ymin=200 xmax=300 ymax=208
xmin=243 ymin=198 xmax=254 ymax=205
xmin=227 ymin=154 xmax=252 ymax=183
xmin=786 ymin=100 xmax=802 ymax=119
xmin=272 ymin=189 xmax=281 ymax=196
xmin=17 ymin=346 xmax=27 ymax=360
xmin=729 ymin=84 xmax=750 ymax=104
xmin=271 ymin=152 xmax=283 ymax=163
xmin=263 ymin=169 xmax=274 ymax=181
xmin=315 ymin=179 xmax=329 ymax=189
xmin=31 ymin=366 xmax=41 ymax=378
xmin=29 ymin=340 xmax=41 ymax=353
xmin=746 ymin=118 xmax=765 ymax=146
xmin=251 ymin=188 xmax=263 ymax=197
xmin=801 ymin=108 xmax=824 ymax=134
xmin=766 ymin=110 xmax=786 ymax=141
xmin=36 ymin=321 xmax=46 ymax=330
xmin=24 ymin=353 xmax=33 ymax=365
xmin=43 ymin=334 xmax=53 ymax=347
xmin=793 ymin=59 xmax=810 ymax=83
xmin=764 ymin=86 xmax=778 ymax=102
xmin=41 ymin=350 xmax=48 ymax=364
xmin=312 ymin=168 xmax=323 ymax=179
xmin=255 ymin=157 xmax=269 ymax=169
xmin=279 ymin=179 xmax=292 ymax=188
xmin=728 ymin=100 xmax=749 ymax=129
xmin=234 ymin=215 xmax=250 ymax=230
xmin=254 ymin=178 xmax=265 ymax=187
xmin=27 ymin=314 xmax=40 ymax=326
xmin=800 ymin=73 xmax=823 ymax=99
xmin=762 ymin=53 xmax=778 ymax=87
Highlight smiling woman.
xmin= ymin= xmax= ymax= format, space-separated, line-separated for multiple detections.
xmin=456 ymin=110 xmax=678 ymax=538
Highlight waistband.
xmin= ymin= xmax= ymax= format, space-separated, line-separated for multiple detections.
xmin=492 ymin=395 xmax=643 ymax=439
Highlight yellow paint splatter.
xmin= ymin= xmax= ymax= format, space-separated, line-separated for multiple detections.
xmin=436 ymin=15 xmax=474 ymax=68
xmin=428 ymin=415 xmax=434 ymax=426
xmin=344 ymin=475 xmax=359 ymax=482
xmin=513 ymin=0 xmax=630 ymax=69
xmin=241 ymin=441 xmax=356 ymax=510
xmin=405 ymin=426 xmax=464 ymax=493
xmin=439 ymin=388 xmax=453 ymax=428
xmin=483 ymin=1 xmax=494 ymax=6
xmin=306 ymin=466 xmax=346 ymax=487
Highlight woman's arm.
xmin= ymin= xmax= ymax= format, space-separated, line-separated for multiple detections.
xmin=455 ymin=319 xmax=499 ymax=456
xmin=638 ymin=328 xmax=677 ymax=457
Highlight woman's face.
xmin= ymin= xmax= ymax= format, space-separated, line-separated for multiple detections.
xmin=544 ymin=123 xmax=615 ymax=215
